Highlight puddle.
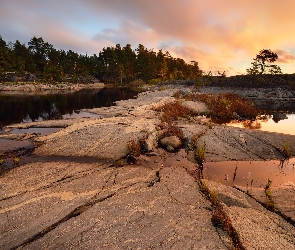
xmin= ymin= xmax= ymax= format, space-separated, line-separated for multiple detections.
xmin=10 ymin=127 xmax=61 ymax=136
xmin=0 ymin=138 xmax=34 ymax=152
xmin=154 ymin=149 xmax=295 ymax=189
xmin=204 ymin=158 xmax=295 ymax=188
xmin=224 ymin=113 xmax=295 ymax=135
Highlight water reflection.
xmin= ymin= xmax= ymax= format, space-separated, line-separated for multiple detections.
xmin=272 ymin=112 xmax=288 ymax=123
xmin=225 ymin=113 xmax=295 ymax=135
xmin=204 ymin=158 xmax=295 ymax=188
xmin=0 ymin=87 xmax=142 ymax=127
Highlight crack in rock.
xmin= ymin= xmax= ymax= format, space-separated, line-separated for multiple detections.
xmin=10 ymin=193 xmax=115 ymax=250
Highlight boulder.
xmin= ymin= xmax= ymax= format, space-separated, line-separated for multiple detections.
xmin=159 ymin=135 xmax=182 ymax=149
xmin=182 ymin=100 xmax=209 ymax=114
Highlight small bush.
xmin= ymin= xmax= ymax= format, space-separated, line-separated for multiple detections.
xmin=281 ymin=141 xmax=291 ymax=159
xmin=264 ymin=179 xmax=276 ymax=211
xmin=172 ymin=90 xmax=182 ymax=99
xmin=154 ymin=100 xmax=197 ymax=123
xmin=195 ymin=142 xmax=206 ymax=165
xmin=158 ymin=85 xmax=167 ymax=91
xmin=181 ymin=92 xmax=260 ymax=120
xmin=13 ymin=157 xmax=19 ymax=166
xmin=148 ymin=78 xmax=162 ymax=85
xmin=157 ymin=122 xmax=184 ymax=139
xmin=126 ymin=139 xmax=141 ymax=156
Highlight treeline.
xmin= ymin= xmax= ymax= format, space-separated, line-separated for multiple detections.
xmin=0 ymin=36 xmax=202 ymax=84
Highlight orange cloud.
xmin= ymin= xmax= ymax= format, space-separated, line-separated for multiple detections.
xmin=1 ymin=0 xmax=295 ymax=74
xmin=275 ymin=49 xmax=295 ymax=63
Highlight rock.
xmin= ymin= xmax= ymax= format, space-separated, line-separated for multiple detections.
xmin=0 ymin=164 xmax=228 ymax=250
xmin=144 ymin=131 xmax=160 ymax=152
xmin=1 ymin=85 xmax=295 ymax=249
xmin=203 ymin=180 xmax=295 ymax=249
xmin=182 ymin=100 xmax=209 ymax=114
xmin=237 ymin=183 xmax=295 ymax=223
xmin=181 ymin=124 xmax=295 ymax=162
xmin=160 ymin=135 xmax=182 ymax=149
xmin=166 ymin=145 xmax=175 ymax=152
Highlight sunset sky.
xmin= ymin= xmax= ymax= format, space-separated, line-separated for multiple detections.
xmin=1 ymin=0 xmax=295 ymax=75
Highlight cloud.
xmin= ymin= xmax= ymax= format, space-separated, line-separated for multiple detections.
xmin=1 ymin=0 xmax=295 ymax=74
xmin=93 ymin=20 xmax=161 ymax=49
xmin=275 ymin=49 xmax=295 ymax=63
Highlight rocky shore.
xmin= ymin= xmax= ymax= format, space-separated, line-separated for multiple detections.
xmin=0 ymin=85 xmax=295 ymax=249
xmin=0 ymin=82 xmax=105 ymax=94
xmin=198 ymin=86 xmax=295 ymax=101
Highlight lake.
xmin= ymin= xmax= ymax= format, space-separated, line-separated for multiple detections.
xmin=0 ymin=87 xmax=142 ymax=128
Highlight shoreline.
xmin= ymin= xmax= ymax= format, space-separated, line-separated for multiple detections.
xmin=0 ymin=82 xmax=105 ymax=94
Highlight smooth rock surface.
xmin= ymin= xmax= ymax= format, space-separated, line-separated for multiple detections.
xmin=0 ymin=162 xmax=227 ymax=250
xmin=203 ymin=180 xmax=295 ymax=250
xmin=237 ymin=182 xmax=295 ymax=224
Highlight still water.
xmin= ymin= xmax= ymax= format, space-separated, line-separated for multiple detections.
xmin=0 ymin=87 xmax=142 ymax=127
xmin=204 ymin=159 xmax=295 ymax=188
xmin=225 ymin=114 xmax=295 ymax=135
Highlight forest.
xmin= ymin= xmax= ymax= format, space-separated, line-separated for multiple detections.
xmin=0 ymin=36 xmax=202 ymax=84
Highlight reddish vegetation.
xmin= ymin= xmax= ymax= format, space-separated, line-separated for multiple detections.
xmin=182 ymin=92 xmax=259 ymax=120
xmin=153 ymin=101 xmax=196 ymax=139
xmin=154 ymin=100 xmax=197 ymax=123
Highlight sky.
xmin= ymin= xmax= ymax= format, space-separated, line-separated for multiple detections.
xmin=1 ymin=0 xmax=295 ymax=76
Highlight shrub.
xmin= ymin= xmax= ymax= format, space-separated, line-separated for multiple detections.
xmin=194 ymin=142 xmax=206 ymax=165
xmin=157 ymin=122 xmax=184 ymax=140
xmin=264 ymin=179 xmax=276 ymax=211
xmin=13 ymin=157 xmax=19 ymax=166
xmin=126 ymin=139 xmax=141 ymax=156
xmin=154 ymin=100 xmax=197 ymax=123
xmin=181 ymin=92 xmax=260 ymax=121
xmin=198 ymin=180 xmax=244 ymax=249
xmin=281 ymin=141 xmax=291 ymax=159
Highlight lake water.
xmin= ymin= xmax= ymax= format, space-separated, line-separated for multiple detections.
xmin=0 ymin=87 xmax=142 ymax=127
xmin=225 ymin=113 xmax=295 ymax=135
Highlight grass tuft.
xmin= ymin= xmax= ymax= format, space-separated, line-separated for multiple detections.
xmin=13 ymin=157 xmax=19 ymax=166
xmin=194 ymin=142 xmax=206 ymax=166
xmin=281 ymin=141 xmax=291 ymax=159
xmin=264 ymin=179 xmax=276 ymax=211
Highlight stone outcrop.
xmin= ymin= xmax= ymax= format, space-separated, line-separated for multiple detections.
xmin=203 ymin=180 xmax=295 ymax=249
xmin=1 ymin=85 xmax=295 ymax=249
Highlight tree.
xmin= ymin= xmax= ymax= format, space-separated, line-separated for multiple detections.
xmin=28 ymin=37 xmax=54 ymax=73
xmin=0 ymin=36 xmax=13 ymax=75
xmin=247 ymin=49 xmax=282 ymax=75
xmin=13 ymin=40 xmax=35 ymax=73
